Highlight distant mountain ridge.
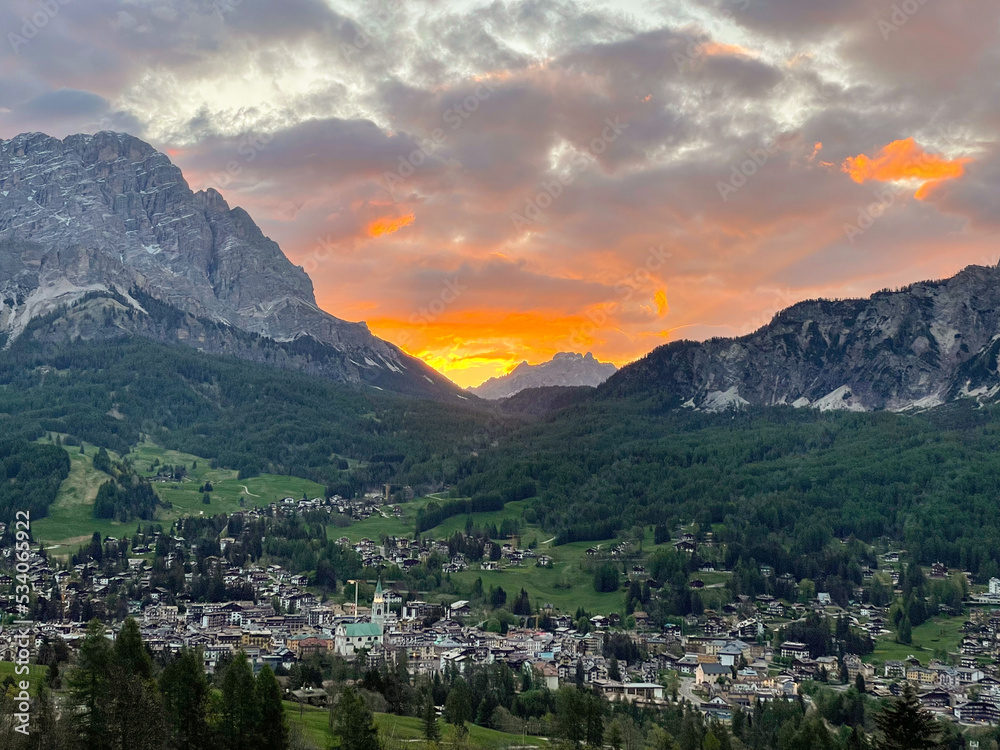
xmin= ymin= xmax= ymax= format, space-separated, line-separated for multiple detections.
xmin=602 ymin=261 xmax=1000 ymax=412
xmin=0 ymin=131 xmax=459 ymax=399
xmin=469 ymin=352 xmax=617 ymax=399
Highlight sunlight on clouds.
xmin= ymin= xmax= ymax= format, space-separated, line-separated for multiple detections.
xmin=842 ymin=138 xmax=971 ymax=200
xmin=368 ymin=213 xmax=415 ymax=238
xmin=654 ymin=289 xmax=669 ymax=316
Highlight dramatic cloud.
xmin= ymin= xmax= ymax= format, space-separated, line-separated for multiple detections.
xmin=2 ymin=0 xmax=999 ymax=386
xmin=842 ymin=138 xmax=973 ymax=200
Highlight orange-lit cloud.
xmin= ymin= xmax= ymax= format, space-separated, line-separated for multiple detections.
xmin=367 ymin=214 xmax=415 ymax=238
xmin=842 ymin=138 xmax=971 ymax=199
xmin=654 ymin=289 xmax=669 ymax=316
xmin=698 ymin=42 xmax=757 ymax=58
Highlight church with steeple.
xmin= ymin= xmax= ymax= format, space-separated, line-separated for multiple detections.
xmin=371 ymin=579 xmax=386 ymax=632
xmin=334 ymin=580 xmax=386 ymax=658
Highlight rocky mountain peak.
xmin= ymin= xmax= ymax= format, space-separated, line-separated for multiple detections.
xmin=0 ymin=131 xmax=458 ymax=398
xmin=469 ymin=351 xmax=618 ymax=400
xmin=603 ymin=261 xmax=1000 ymax=412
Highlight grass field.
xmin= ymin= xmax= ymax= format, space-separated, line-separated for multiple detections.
xmin=283 ymin=701 xmax=548 ymax=748
xmin=32 ymin=438 xmax=325 ymax=549
xmin=32 ymin=442 xmax=131 ymax=549
xmin=444 ymin=520 xmax=680 ymax=615
xmin=30 ymin=438 xmax=688 ymax=620
xmin=869 ymin=615 xmax=966 ymax=665
xmin=0 ymin=661 xmax=49 ymax=693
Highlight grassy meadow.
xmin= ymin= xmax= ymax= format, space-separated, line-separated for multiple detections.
xmin=283 ymin=701 xmax=549 ymax=749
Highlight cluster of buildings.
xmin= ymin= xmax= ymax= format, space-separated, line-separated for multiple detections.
xmin=9 ymin=515 xmax=1000 ymax=729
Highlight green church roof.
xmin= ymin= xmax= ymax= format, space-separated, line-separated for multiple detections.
xmin=343 ymin=623 xmax=382 ymax=637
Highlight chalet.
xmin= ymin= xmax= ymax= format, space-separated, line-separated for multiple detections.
xmin=884 ymin=660 xmax=906 ymax=679
xmin=919 ymin=688 xmax=952 ymax=709
xmin=957 ymin=666 xmax=986 ymax=684
xmin=779 ymin=642 xmax=810 ymax=660
xmin=954 ymin=700 xmax=1000 ymax=724
xmin=719 ymin=644 xmax=745 ymax=668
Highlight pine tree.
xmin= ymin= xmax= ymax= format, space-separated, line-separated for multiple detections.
xmin=875 ymin=684 xmax=941 ymax=750
xmin=608 ymin=656 xmax=621 ymax=681
xmin=114 ymin=617 xmax=152 ymax=678
xmin=220 ymin=652 xmax=258 ymax=750
xmin=160 ymin=648 xmax=213 ymax=750
xmin=68 ymin=620 xmax=113 ymax=750
xmin=584 ymin=692 xmax=604 ymax=748
xmin=109 ymin=617 xmax=162 ymax=750
xmin=335 ymin=687 xmax=381 ymax=750
xmin=255 ymin=666 xmax=289 ymax=750
xmin=29 ymin=681 xmax=59 ymax=750
xmin=445 ymin=678 xmax=472 ymax=737
xmin=422 ymin=695 xmax=441 ymax=743
xmin=848 ymin=726 xmax=868 ymax=750
xmin=897 ymin=617 xmax=912 ymax=645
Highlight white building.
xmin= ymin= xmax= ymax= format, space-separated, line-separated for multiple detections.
xmin=334 ymin=580 xmax=386 ymax=657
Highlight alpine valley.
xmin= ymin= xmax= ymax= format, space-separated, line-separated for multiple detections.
xmin=6 ymin=133 xmax=1000 ymax=750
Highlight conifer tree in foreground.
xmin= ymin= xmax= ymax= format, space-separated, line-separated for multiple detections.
xmin=423 ymin=694 xmax=441 ymax=743
xmin=336 ymin=687 xmax=382 ymax=750
xmin=160 ymin=648 xmax=214 ymax=750
xmin=220 ymin=651 xmax=258 ymax=750
xmin=875 ymin=684 xmax=941 ymax=750
xmin=255 ymin=666 xmax=290 ymax=750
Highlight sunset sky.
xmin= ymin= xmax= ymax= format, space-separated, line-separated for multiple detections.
xmin=3 ymin=0 xmax=1000 ymax=387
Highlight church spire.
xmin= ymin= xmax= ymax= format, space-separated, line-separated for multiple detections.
xmin=371 ymin=579 xmax=386 ymax=633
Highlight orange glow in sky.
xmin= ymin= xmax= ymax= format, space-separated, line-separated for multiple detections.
xmin=363 ymin=309 xmax=642 ymax=388
xmin=367 ymin=214 xmax=415 ymax=238
xmin=654 ymin=289 xmax=669 ymax=316
xmin=842 ymin=138 xmax=970 ymax=199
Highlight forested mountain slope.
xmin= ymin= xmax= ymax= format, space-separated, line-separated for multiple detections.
xmin=455 ymin=395 xmax=1000 ymax=580
xmin=0 ymin=331 xmax=505 ymax=523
